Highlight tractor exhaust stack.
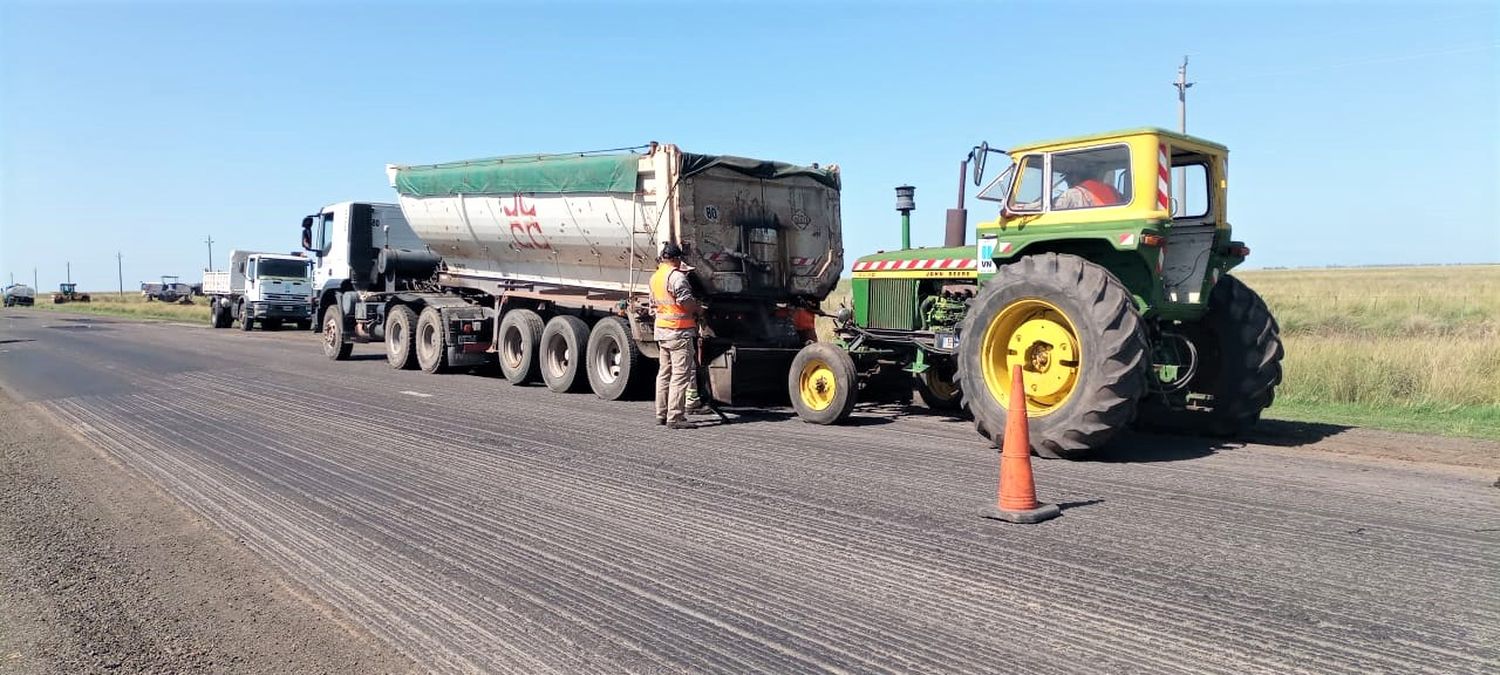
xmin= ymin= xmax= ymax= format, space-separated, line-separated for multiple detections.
xmin=946 ymin=157 xmax=968 ymax=248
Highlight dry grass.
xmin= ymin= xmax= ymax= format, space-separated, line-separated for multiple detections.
xmin=25 ymin=291 xmax=209 ymax=323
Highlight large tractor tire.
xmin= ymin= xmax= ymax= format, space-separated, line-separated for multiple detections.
xmin=415 ymin=307 xmax=449 ymax=374
xmin=789 ymin=342 xmax=858 ymax=424
xmin=385 ymin=304 xmax=419 ymax=370
xmin=321 ymin=304 xmax=352 ymax=361
xmin=540 ymin=314 xmax=591 ymax=393
xmin=956 ymin=253 xmax=1149 ymax=460
xmin=498 ymin=309 xmax=545 ymax=384
xmin=586 ymin=316 xmax=646 ymax=401
xmin=1136 ymin=275 xmax=1284 ymax=437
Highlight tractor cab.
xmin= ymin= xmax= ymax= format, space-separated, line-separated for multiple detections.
xmin=974 ymin=128 xmax=1245 ymax=318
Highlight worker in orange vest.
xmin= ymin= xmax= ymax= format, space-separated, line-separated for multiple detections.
xmin=650 ymin=243 xmax=701 ymax=429
xmin=1054 ymin=166 xmax=1124 ymax=210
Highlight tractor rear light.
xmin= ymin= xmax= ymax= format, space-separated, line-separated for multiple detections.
xmin=1140 ymin=234 xmax=1165 ymax=247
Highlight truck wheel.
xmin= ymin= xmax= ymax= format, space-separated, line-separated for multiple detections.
xmin=1136 ymin=275 xmax=1284 ymax=437
xmin=917 ymin=365 xmax=965 ymax=413
xmin=239 ymin=303 xmax=254 ymax=331
xmin=789 ymin=343 xmax=858 ymax=424
xmin=210 ymin=303 xmax=223 ymax=328
xmin=322 ymin=304 xmax=352 ymax=360
xmin=415 ymin=306 xmax=449 ymax=374
xmin=586 ymin=316 xmax=644 ymax=400
xmin=497 ymin=309 xmax=544 ymax=384
xmin=540 ymin=315 xmax=591 ymax=393
xmin=956 ymin=253 xmax=1149 ymax=460
xmin=385 ymin=305 xmax=419 ymax=370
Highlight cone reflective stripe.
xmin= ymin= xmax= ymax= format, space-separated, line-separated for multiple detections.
xmin=980 ymin=365 xmax=1062 ymax=524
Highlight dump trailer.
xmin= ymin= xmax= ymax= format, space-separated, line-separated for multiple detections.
xmin=202 ymin=250 xmax=314 ymax=330
xmin=795 ymin=128 xmax=1283 ymax=460
xmin=306 ymin=143 xmax=842 ymax=403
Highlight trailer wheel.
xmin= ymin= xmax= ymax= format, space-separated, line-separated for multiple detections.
xmin=586 ymin=316 xmax=645 ymax=401
xmin=321 ymin=304 xmax=352 ymax=360
xmin=497 ymin=309 xmax=544 ymax=384
xmin=385 ymin=304 xmax=419 ymax=370
xmin=540 ymin=315 xmax=591 ymax=393
xmin=789 ymin=343 xmax=858 ymax=424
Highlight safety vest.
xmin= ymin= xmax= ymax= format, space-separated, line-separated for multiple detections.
xmin=1077 ymin=179 xmax=1122 ymax=206
xmin=650 ymin=263 xmax=696 ymax=330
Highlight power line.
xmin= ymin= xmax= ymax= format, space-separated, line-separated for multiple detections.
xmin=1203 ymin=43 xmax=1500 ymax=86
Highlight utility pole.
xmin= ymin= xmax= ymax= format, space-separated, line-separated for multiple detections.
xmin=33 ymin=268 xmax=37 ymax=290
xmin=205 ymin=235 xmax=215 ymax=271
xmin=66 ymin=261 xmax=71 ymax=285
xmin=116 ymin=252 xmax=124 ymax=298
xmin=1172 ymin=55 xmax=1195 ymax=215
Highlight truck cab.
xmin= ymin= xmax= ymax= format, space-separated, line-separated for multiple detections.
xmin=204 ymin=250 xmax=313 ymax=330
xmin=300 ymin=201 xmax=425 ymax=328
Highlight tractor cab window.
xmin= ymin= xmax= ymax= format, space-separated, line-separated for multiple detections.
xmin=1171 ymin=162 xmax=1209 ymax=219
xmin=1008 ymin=155 xmax=1046 ymax=211
xmin=1050 ymin=145 xmax=1131 ymax=211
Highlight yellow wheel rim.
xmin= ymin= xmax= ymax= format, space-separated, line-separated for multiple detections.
xmin=923 ymin=369 xmax=960 ymax=402
xmin=980 ymin=298 xmax=1081 ymax=417
xmin=798 ymin=360 xmax=838 ymax=411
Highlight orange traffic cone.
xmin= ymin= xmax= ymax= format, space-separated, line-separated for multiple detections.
xmin=980 ymin=365 xmax=1062 ymax=524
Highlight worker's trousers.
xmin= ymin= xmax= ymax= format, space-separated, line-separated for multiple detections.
xmin=654 ymin=338 xmax=696 ymax=423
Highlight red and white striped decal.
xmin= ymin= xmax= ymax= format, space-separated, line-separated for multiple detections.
xmin=852 ymin=258 xmax=978 ymax=272
xmin=1157 ymin=143 xmax=1171 ymax=212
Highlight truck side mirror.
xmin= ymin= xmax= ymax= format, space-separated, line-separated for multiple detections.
xmin=300 ymin=216 xmax=314 ymax=251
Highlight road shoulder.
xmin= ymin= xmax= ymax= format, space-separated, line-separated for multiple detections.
xmin=0 ymin=389 xmax=413 ymax=674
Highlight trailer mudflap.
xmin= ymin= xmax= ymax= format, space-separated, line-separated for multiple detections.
xmin=705 ymin=345 xmax=798 ymax=406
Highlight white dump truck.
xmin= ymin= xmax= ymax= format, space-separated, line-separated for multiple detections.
xmin=303 ymin=143 xmax=842 ymax=403
xmin=202 ymin=250 xmax=314 ymax=330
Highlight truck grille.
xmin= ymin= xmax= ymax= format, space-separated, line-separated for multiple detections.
xmin=263 ymin=292 xmax=308 ymax=302
xmin=866 ymin=279 xmax=918 ymax=330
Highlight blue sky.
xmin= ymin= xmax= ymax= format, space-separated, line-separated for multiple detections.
xmin=2 ymin=1 xmax=1496 ymax=291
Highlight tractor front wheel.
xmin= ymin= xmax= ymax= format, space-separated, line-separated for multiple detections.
xmin=956 ymin=253 xmax=1149 ymax=459
xmin=1136 ymin=275 xmax=1283 ymax=437
xmin=789 ymin=343 xmax=858 ymax=424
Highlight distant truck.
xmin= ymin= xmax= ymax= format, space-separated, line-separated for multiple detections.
xmin=2 ymin=284 xmax=35 ymax=307
xmin=202 ymin=250 xmax=313 ymax=330
xmin=141 ymin=275 xmax=194 ymax=303
xmin=303 ymin=143 xmax=842 ymax=403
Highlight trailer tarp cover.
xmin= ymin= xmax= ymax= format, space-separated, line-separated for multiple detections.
xmin=392 ymin=153 xmax=640 ymax=197
xmin=679 ymin=153 xmax=841 ymax=190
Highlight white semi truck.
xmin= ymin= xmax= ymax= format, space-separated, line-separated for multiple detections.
xmin=303 ymin=143 xmax=843 ymax=403
xmin=202 ymin=250 xmax=314 ymax=330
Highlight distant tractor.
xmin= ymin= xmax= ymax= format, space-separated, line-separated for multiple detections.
xmin=52 ymin=283 xmax=91 ymax=304
xmin=795 ymin=128 xmax=1283 ymax=460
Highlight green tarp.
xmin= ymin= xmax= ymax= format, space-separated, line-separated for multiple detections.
xmin=393 ymin=152 xmax=640 ymax=197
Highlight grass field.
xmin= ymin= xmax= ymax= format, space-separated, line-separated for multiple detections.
xmin=822 ymin=265 xmax=1500 ymax=440
xmin=23 ymin=291 xmax=209 ymax=323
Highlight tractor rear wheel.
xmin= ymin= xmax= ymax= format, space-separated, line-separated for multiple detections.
xmin=789 ymin=342 xmax=858 ymax=424
xmin=956 ymin=253 xmax=1149 ymax=460
xmin=1136 ymin=275 xmax=1283 ymax=437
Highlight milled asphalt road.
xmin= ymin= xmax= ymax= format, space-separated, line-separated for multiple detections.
xmin=0 ymin=308 xmax=1496 ymax=674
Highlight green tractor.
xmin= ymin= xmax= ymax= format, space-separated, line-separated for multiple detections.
xmin=791 ymin=128 xmax=1283 ymax=459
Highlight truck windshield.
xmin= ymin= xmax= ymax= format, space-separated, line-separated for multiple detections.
xmin=257 ymin=259 xmax=309 ymax=279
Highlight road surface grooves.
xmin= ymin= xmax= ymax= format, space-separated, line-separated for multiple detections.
xmin=1 ymin=309 xmax=1496 ymax=673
